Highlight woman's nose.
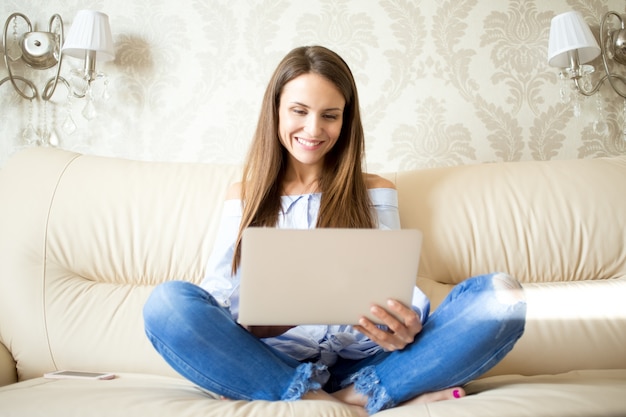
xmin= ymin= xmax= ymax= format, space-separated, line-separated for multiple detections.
xmin=304 ymin=115 xmax=322 ymax=137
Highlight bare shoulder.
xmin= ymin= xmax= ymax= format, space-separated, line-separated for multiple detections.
xmin=364 ymin=173 xmax=396 ymax=190
xmin=226 ymin=182 xmax=243 ymax=200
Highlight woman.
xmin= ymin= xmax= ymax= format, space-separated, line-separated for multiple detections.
xmin=143 ymin=45 xmax=526 ymax=416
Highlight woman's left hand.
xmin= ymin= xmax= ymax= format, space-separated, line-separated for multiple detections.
xmin=353 ymin=299 xmax=422 ymax=352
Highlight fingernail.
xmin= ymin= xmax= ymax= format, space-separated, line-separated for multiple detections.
xmin=453 ymin=389 xmax=461 ymax=399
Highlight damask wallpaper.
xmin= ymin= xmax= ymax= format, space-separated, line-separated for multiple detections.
xmin=1 ymin=0 xmax=625 ymax=171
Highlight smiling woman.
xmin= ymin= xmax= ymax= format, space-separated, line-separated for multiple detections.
xmin=142 ymin=45 xmax=527 ymax=416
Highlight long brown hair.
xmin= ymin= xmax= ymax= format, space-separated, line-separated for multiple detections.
xmin=232 ymin=45 xmax=375 ymax=273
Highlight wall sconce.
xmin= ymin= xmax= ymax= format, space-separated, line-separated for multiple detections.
xmin=1 ymin=10 xmax=113 ymax=104
xmin=1 ymin=10 xmax=113 ymax=145
xmin=548 ymin=11 xmax=626 ymax=99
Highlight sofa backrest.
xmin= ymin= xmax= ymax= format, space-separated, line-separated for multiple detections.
xmin=0 ymin=148 xmax=240 ymax=380
xmin=391 ymin=157 xmax=626 ymax=286
xmin=0 ymin=148 xmax=625 ymax=381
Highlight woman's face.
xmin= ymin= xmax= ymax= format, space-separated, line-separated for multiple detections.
xmin=277 ymin=72 xmax=345 ymax=171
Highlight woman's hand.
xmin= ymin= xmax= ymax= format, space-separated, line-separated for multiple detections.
xmin=353 ymin=299 xmax=422 ymax=352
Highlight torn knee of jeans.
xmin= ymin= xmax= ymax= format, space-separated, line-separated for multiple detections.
xmin=281 ymin=362 xmax=326 ymax=401
xmin=492 ymin=273 xmax=526 ymax=305
xmin=344 ymin=365 xmax=394 ymax=414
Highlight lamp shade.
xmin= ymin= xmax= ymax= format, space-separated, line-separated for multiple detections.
xmin=62 ymin=10 xmax=114 ymax=62
xmin=548 ymin=11 xmax=600 ymax=67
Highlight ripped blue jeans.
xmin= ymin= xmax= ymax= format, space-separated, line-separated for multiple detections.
xmin=143 ymin=273 xmax=526 ymax=414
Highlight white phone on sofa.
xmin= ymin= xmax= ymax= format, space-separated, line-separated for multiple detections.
xmin=44 ymin=370 xmax=116 ymax=380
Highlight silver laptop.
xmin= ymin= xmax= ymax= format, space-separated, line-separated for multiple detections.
xmin=238 ymin=228 xmax=422 ymax=326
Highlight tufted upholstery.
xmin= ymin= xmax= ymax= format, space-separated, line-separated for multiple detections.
xmin=0 ymin=147 xmax=624 ymax=416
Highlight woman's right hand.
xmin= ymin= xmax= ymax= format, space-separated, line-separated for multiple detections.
xmin=354 ymin=299 xmax=422 ymax=352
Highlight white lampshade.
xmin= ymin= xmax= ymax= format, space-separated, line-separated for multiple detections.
xmin=548 ymin=11 xmax=600 ymax=67
xmin=62 ymin=10 xmax=114 ymax=62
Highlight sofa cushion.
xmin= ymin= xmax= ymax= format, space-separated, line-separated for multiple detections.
xmin=0 ymin=370 xmax=624 ymax=416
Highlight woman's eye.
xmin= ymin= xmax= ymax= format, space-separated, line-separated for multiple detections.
xmin=324 ymin=114 xmax=338 ymax=120
xmin=292 ymin=109 xmax=306 ymax=115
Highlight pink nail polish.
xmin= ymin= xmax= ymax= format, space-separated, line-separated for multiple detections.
xmin=453 ymin=389 xmax=461 ymax=399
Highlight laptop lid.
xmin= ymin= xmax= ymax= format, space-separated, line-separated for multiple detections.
xmin=238 ymin=228 xmax=422 ymax=326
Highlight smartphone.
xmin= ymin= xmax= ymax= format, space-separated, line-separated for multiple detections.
xmin=44 ymin=370 xmax=116 ymax=380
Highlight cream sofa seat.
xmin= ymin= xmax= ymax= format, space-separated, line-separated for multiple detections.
xmin=0 ymin=147 xmax=625 ymax=416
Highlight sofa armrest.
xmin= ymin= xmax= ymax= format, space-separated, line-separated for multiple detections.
xmin=0 ymin=340 xmax=17 ymax=386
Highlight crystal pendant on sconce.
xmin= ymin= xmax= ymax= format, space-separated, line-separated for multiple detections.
xmin=62 ymin=114 xmax=77 ymax=135
xmin=36 ymin=127 xmax=51 ymax=147
xmin=580 ymin=72 xmax=594 ymax=92
xmin=62 ymin=92 xmax=77 ymax=135
xmin=593 ymin=94 xmax=609 ymax=135
xmin=69 ymin=69 xmax=89 ymax=97
xmin=558 ymin=65 xmax=596 ymax=119
xmin=82 ymin=98 xmax=97 ymax=120
xmin=81 ymin=81 xmax=97 ymax=120
xmin=22 ymin=124 xmax=37 ymax=145
xmin=101 ymin=78 xmax=111 ymax=101
xmin=48 ymin=130 xmax=60 ymax=147
xmin=572 ymin=96 xmax=583 ymax=118
xmin=559 ymin=75 xmax=572 ymax=104
xmin=35 ymin=128 xmax=59 ymax=148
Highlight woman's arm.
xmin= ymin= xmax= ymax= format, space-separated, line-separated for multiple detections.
xmin=199 ymin=184 xmax=243 ymax=309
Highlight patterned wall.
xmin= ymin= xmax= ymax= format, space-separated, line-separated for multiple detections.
xmin=1 ymin=0 xmax=625 ymax=171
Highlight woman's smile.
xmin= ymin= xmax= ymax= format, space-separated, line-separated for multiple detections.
xmin=295 ymin=136 xmax=323 ymax=149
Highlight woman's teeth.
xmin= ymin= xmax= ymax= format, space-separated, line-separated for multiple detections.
xmin=297 ymin=137 xmax=321 ymax=147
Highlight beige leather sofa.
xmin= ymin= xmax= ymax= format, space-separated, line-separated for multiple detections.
xmin=0 ymin=147 xmax=625 ymax=416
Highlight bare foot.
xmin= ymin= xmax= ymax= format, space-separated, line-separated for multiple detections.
xmin=401 ymin=387 xmax=465 ymax=406
xmin=302 ymin=389 xmax=368 ymax=417
xmin=303 ymin=386 xmax=463 ymax=416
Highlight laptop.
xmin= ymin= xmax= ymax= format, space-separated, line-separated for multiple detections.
xmin=237 ymin=228 xmax=422 ymax=326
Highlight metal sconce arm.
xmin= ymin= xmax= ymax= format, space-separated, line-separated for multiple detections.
xmin=599 ymin=12 xmax=626 ymax=99
xmin=571 ymin=12 xmax=626 ymax=99
xmin=1 ymin=12 xmax=36 ymax=100
xmin=0 ymin=12 xmax=84 ymax=101
xmin=42 ymin=14 xmax=64 ymax=100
